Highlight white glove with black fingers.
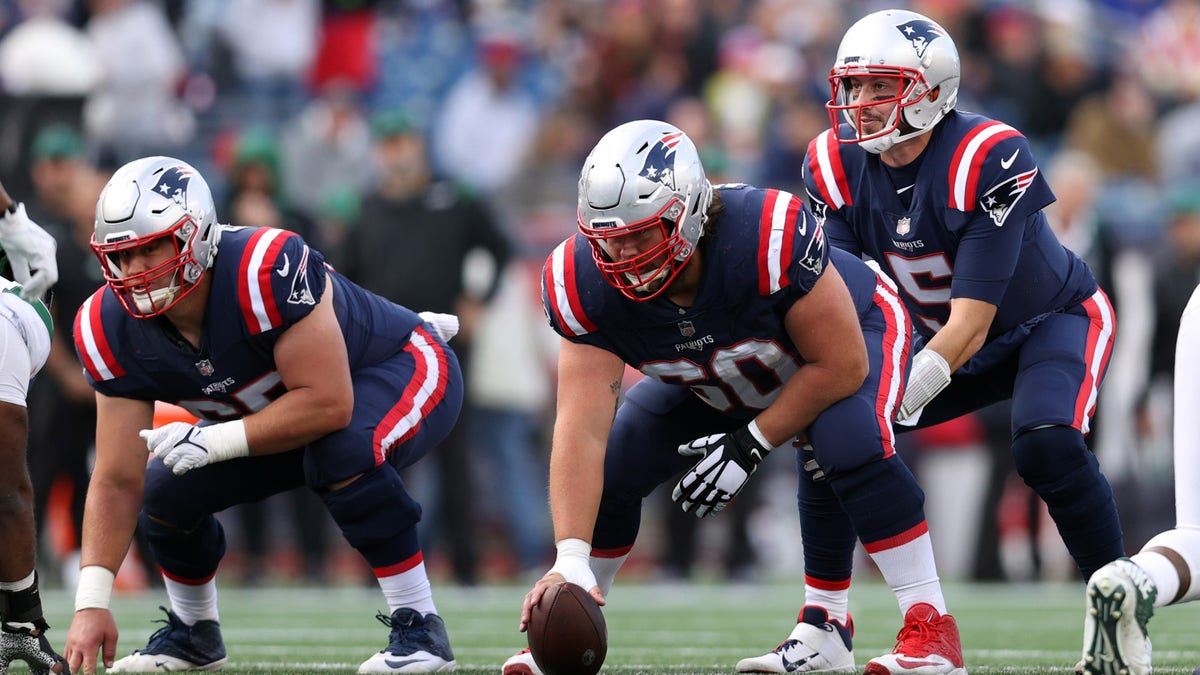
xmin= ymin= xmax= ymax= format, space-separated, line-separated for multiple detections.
xmin=0 ymin=203 xmax=58 ymax=301
xmin=418 ymin=311 xmax=459 ymax=342
xmin=673 ymin=421 xmax=772 ymax=518
xmin=139 ymin=420 xmax=249 ymax=475
xmin=896 ymin=349 xmax=952 ymax=426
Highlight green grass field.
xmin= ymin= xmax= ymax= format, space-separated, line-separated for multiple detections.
xmin=34 ymin=580 xmax=1200 ymax=674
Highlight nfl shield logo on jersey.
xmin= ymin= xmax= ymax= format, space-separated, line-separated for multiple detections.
xmin=678 ymin=321 xmax=695 ymax=337
xmin=896 ymin=216 xmax=911 ymax=235
xmin=195 ymin=359 xmax=214 ymax=376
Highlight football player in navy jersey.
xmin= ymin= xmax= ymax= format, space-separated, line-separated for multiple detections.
xmin=0 ymin=179 xmax=68 ymax=675
xmin=62 ymin=157 xmax=463 ymax=675
xmin=501 ymin=120 xmax=966 ymax=675
xmin=802 ymin=2 xmax=1122 ymax=614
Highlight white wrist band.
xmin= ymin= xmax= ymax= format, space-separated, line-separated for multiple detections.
xmin=202 ymin=419 xmax=250 ymax=463
xmin=548 ymin=538 xmax=594 ymax=590
xmin=75 ymin=566 xmax=115 ymax=611
xmin=746 ymin=419 xmax=773 ymax=449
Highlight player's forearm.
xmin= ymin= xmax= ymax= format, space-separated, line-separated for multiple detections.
xmin=547 ymin=436 xmax=605 ymax=543
xmin=79 ymin=482 xmax=143 ymax=572
xmin=923 ymin=321 xmax=987 ymax=372
xmin=924 ymin=297 xmax=996 ymax=371
xmin=756 ymin=358 xmax=867 ymax=446
xmin=241 ymin=386 xmax=353 ymax=454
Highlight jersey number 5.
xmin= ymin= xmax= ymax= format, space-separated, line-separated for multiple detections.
xmin=884 ymin=252 xmax=953 ymax=333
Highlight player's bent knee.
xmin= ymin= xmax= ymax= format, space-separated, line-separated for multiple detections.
xmin=1011 ymin=424 xmax=1091 ymax=484
xmin=320 ymin=464 xmax=421 ymax=546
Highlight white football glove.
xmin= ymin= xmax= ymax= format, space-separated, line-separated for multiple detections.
xmin=896 ymin=349 xmax=952 ymax=426
xmin=418 ymin=311 xmax=459 ymax=342
xmin=0 ymin=203 xmax=57 ymax=301
xmin=140 ymin=420 xmax=249 ymax=475
xmin=672 ymin=422 xmax=772 ymax=518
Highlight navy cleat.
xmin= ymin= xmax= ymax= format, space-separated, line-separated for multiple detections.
xmin=108 ymin=607 xmax=227 ymax=672
xmin=0 ymin=623 xmax=68 ymax=675
xmin=358 ymin=608 xmax=456 ymax=673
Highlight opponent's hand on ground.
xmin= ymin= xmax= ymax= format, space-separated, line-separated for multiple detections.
xmin=673 ymin=425 xmax=771 ymax=518
xmin=0 ymin=624 xmax=68 ymax=675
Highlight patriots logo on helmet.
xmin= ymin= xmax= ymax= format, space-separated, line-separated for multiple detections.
xmin=152 ymin=167 xmax=193 ymax=210
xmin=895 ymin=19 xmax=945 ymax=59
xmin=980 ymin=168 xmax=1038 ymax=227
xmin=639 ymin=132 xmax=683 ymax=190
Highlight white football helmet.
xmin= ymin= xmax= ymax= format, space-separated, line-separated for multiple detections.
xmin=92 ymin=156 xmax=219 ymax=317
xmin=828 ymin=9 xmax=960 ymax=154
xmin=577 ymin=119 xmax=712 ymax=301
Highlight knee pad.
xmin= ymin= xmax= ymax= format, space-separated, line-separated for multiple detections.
xmin=592 ymin=491 xmax=642 ymax=552
xmin=320 ymin=464 xmax=422 ymax=567
xmin=825 ymin=455 xmax=926 ymax=545
xmin=1011 ymin=425 xmax=1094 ymax=486
xmin=139 ymin=510 xmax=226 ymax=581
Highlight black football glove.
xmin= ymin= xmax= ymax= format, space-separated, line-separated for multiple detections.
xmin=672 ymin=425 xmax=771 ymax=518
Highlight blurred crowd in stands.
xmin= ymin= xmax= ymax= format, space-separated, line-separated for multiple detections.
xmin=7 ymin=0 xmax=1200 ymax=590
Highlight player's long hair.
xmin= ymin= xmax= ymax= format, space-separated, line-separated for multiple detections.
xmin=696 ymin=189 xmax=726 ymax=250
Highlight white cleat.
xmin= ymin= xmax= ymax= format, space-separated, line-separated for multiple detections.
xmin=736 ymin=606 xmax=855 ymax=673
xmin=1080 ymin=558 xmax=1156 ymax=675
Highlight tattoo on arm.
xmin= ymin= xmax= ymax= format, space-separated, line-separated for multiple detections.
xmin=610 ymin=379 xmax=621 ymax=418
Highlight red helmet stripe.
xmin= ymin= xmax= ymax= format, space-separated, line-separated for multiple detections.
xmin=947 ymin=121 xmax=1020 ymax=210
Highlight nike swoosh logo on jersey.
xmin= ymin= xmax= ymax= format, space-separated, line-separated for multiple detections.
xmin=1000 ymin=148 xmax=1019 ymax=170
xmin=277 ymin=253 xmax=290 ymax=277
xmin=896 ymin=184 xmax=915 ymax=195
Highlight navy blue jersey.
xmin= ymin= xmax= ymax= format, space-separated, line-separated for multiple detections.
xmin=804 ymin=110 xmax=1096 ymax=340
xmin=542 ymin=184 xmax=882 ymax=419
xmin=73 ymin=225 xmax=424 ymax=422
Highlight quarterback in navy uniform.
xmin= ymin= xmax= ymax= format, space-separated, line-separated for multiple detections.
xmin=63 ymin=157 xmax=463 ymax=675
xmin=804 ymin=9 xmax=1123 ymax=594
xmin=501 ymin=120 xmax=966 ymax=675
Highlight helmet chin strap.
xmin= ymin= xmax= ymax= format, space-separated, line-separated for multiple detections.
xmin=624 ymin=263 xmax=671 ymax=295
xmin=131 ymin=272 xmax=182 ymax=315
